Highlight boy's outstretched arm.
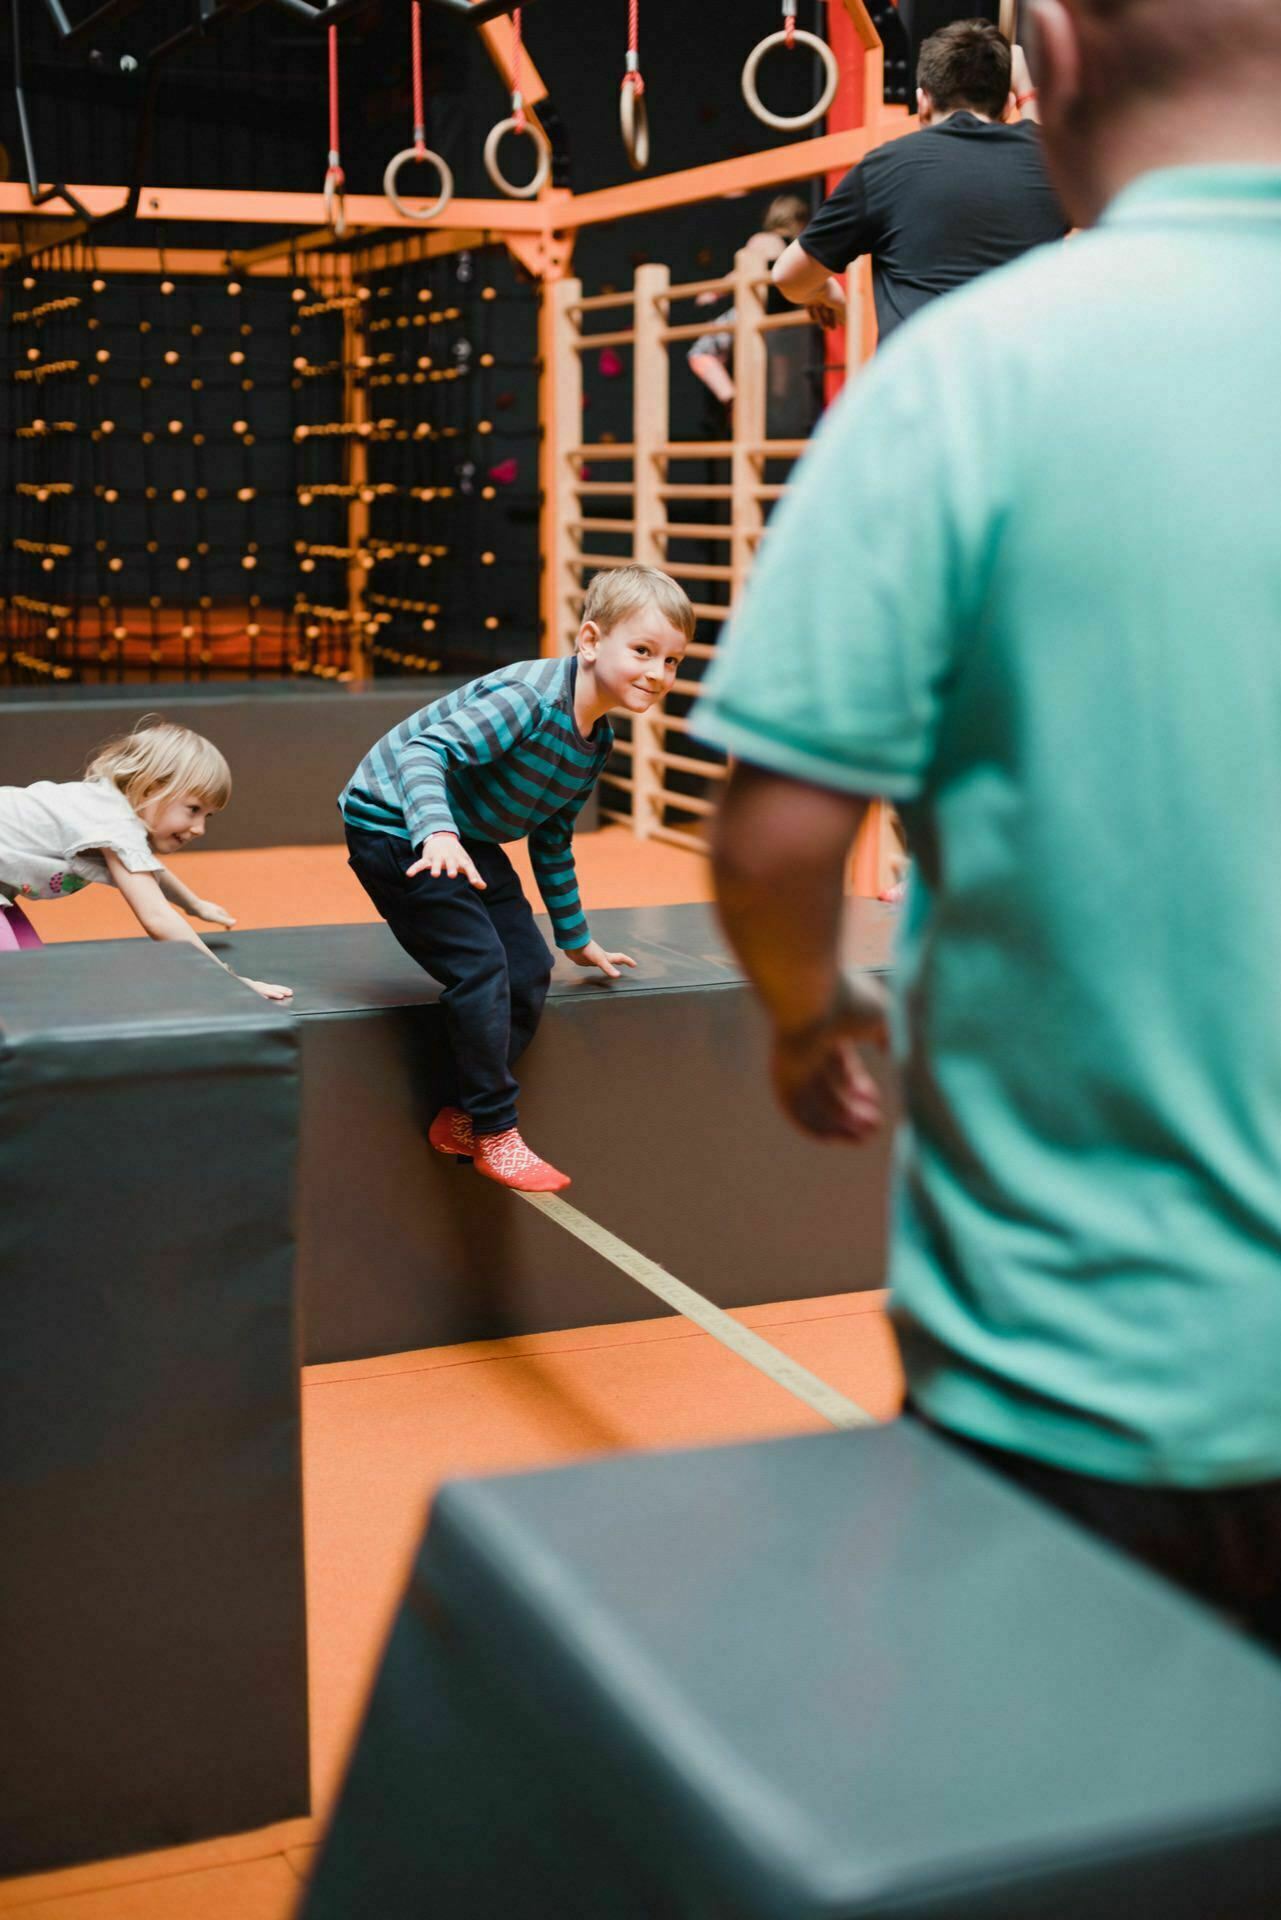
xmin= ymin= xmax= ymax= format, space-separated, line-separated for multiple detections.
xmin=528 ymin=802 xmax=635 ymax=980
xmin=103 ymin=851 xmax=292 ymax=1002
xmin=711 ymin=764 xmax=887 ymax=1142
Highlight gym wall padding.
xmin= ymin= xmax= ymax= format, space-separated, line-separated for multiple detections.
xmin=0 ymin=677 xmax=600 ymax=844
xmin=305 ymin=1422 xmax=1281 ymax=1920
xmin=204 ymin=902 xmax=900 ymax=1364
xmin=0 ymin=944 xmax=309 ymax=1876
xmin=1 ymin=680 xmax=454 ymax=849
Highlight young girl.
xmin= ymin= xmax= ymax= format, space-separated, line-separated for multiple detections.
xmin=0 ymin=719 xmax=292 ymax=1002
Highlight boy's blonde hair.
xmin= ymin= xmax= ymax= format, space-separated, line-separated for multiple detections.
xmin=581 ymin=566 xmax=696 ymax=644
xmin=762 ymin=193 xmax=808 ymax=239
xmin=85 ymin=718 xmax=232 ymax=814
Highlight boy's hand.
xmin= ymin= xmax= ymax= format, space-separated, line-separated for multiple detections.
xmin=239 ymin=975 xmax=294 ymax=1002
xmin=192 ymin=898 xmax=236 ymax=929
xmin=407 ymin=833 xmax=487 ymax=890
xmin=564 ymin=940 xmax=637 ymax=981
xmin=770 ymin=974 xmax=888 ymax=1144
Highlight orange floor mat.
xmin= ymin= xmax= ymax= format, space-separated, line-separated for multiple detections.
xmin=1 ymin=1294 xmax=902 ymax=1918
xmin=20 ymin=827 xmax=712 ymax=944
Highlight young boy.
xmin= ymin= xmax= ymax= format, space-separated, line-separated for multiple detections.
xmin=341 ymin=565 xmax=693 ymax=1193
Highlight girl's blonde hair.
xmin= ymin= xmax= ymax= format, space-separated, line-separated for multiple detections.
xmin=85 ymin=718 xmax=232 ymax=814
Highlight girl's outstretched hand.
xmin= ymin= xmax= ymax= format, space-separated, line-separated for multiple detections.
xmin=564 ymin=940 xmax=637 ymax=981
xmin=240 ymin=975 xmax=294 ymax=1002
xmin=193 ymin=898 xmax=236 ymax=928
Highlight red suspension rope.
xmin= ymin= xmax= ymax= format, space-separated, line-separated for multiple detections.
xmin=411 ymin=0 xmax=426 ymax=153
xmin=511 ymin=7 xmax=526 ymax=132
xmin=624 ymin=0 xmax=645 ymax=94
xmin=327 ymin=23 xmax=343 ymax=185
xmin=784 ymin=7 xmax=796 ymax=50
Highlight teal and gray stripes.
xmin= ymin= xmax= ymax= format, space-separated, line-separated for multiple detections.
xmin=339 ymin=655 xmax=611 ymax=949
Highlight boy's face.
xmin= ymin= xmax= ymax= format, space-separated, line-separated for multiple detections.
xmin=579 ymin=607 xmax=688 ymax=714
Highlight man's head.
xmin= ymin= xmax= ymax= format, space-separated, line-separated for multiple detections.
xmin=576 ymin=566 xmax=693 ymax=717
xmin=1029 ymin=0 xmax=1281 ymax=224
xmin=917 ymin=20 xmax=1013 ymax=125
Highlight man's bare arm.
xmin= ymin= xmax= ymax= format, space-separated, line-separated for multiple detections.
xmin=773 ymin=240 xmax=841 ymax=305
xmin=711 ymin=764 xmax=888 ymax=1141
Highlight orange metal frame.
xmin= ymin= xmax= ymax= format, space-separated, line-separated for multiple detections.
xmin=0 ymin=1 xmax=907 ymax=267
xmin=3 ymin=0 xmax=911 ymax=711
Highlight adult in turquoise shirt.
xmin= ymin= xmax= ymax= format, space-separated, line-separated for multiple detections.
xmin=695 ymin=0 xmax=1281 ymax=1648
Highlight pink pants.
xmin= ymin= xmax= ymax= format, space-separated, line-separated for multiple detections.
xmin=0 ymin=903 xmax=43 ymax=950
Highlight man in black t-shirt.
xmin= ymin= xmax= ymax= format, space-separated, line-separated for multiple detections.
xmin=773 ymin=20 xmax=1067 ymax=344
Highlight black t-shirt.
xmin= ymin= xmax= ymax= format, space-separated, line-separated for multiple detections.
xmin=799 ymin=114 xmax=1068 ymax=343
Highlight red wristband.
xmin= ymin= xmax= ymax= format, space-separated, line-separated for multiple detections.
xmin=1016 ymin=88 xmax=1038 ymax=107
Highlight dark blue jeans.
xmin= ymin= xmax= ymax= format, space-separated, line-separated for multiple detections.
xmin=346 ymin=825 xmax=553 ymax=1136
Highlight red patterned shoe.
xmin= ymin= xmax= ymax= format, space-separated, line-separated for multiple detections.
xmin=428 ymin=1106 xmax=475 ymax=1160
xmin=473 ymin=1127 xmax=571 ymax=1194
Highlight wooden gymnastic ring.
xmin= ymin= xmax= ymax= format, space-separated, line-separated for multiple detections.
xmin=323 ymin=170 xmax=347 ymax=239
xmin=741 ymin=28 xmax=840 ymax=132
xmin=619 ymin=80 xmax=649 ymax=172
xmin=383 ymin=145 xmax=455 ymax=222
xmin=483 ymin=116 xmax=552 ymax=199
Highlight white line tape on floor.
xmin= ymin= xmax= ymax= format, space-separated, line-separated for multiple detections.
xmin=516 ymin=1190 xmax=877 ymax=1432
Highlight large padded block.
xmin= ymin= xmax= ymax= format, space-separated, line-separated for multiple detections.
xmin=0 ymin=945 xmax=308 ymax=1874
xmin=212 ymin=902 xmax=899 ymax=1363
xmin=307 ymin=1423 xmax=1281 ymax=1920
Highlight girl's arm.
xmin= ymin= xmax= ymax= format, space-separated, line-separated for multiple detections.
xmin=153 ymin=862 xmax=236 ymax=929
xmin=102 ymin=851 xmax=291 ymax=1002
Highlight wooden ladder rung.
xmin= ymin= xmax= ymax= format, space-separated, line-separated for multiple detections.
xmin=572 ymin=330 xmax=636 ymax=351
xmin=658 ymin=560 xmax=735 ymax=581
xmin=655 ymin=522 xmax=733 ymax=542
xmin=599 ymin=770 xmax=635 ymax=792
xmin=569 ymin=481 xmax=635 ymax=496
xmin=669 ymin=676 xmax=705 ymax=699
xmin=649 ymin=821 xmax=708 ymax=854
xmin=746 ymin=440 xmax=808 ymax=458
xmin=752 ymin=484 xmax=789 ymax=500
xmin=660 ymin=788 xmax=718 ymax=819
xmin=656 ymin=441 xmax=734 ymax=458
xmin=661 ymin=319 xmax=736 ymax=344
xmin=652 ymin=748 xmax=728 ymax=779
xmin=658 ymin=484 xmax=733 ymax=499
xmin=569 ymin=518 xmax=638 ymax=533
xmin=570 ymin=291 xmax=636 ymax=314
xmin=600 ymin=806 xmax=635 ymax=828
xmin=657 ymin=276 xmax=734 ymax=302
xmin=567 ymin=444 xmax=636 ymax=459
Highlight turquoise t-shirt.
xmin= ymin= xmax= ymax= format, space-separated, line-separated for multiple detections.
xmin=695 ymin=168 xmax=1281 ymax=1488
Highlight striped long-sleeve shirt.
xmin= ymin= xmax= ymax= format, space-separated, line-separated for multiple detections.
xmin=339 ymin=656 xmax=612 ymax=949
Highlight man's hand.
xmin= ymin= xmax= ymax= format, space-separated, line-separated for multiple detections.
xmin=770 ymin=974 xmax=889 ymax=1143
xmin=805 ymin=277 xmax=848 ymax=330
xmin=406 ymin=832 xmax=486 ymax=890
xmin=564 ymin=940 xmax=637 ymax=981
xmin=192 ymin=898 xmax=236 ymax=929
xmin=239 ymin=975 xmax=294 ymax=1002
